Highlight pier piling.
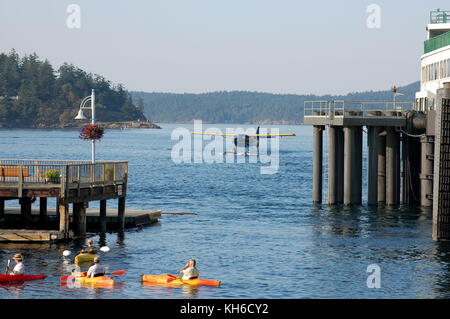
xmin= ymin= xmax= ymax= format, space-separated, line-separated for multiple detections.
xmin=354 ymin=126 xmax=363 ymax=205
xmin=377 ymin=130 xmax=387 ymax=205
xmin=328 ymin=126 xmax=338 ymax=205
xmin=336 ymin=127 xmax=344 ymax=204
xmin=0 ymin=198 xmax=4 ymax=226
xmin=20 ymin=197 xmax=32 ymax=228
xmin=420 ymin=136 xmax=434 ymax=207
xmin=367 ymin=127 xmax=381 ymax=205
xmin=59 ymin=202 xmax=69 ymax=237
xmin=100 ymin=199 xmax=107 ymax=232
xmin=39 ymin=197 xmax=47 ymax=227
xmin=73 ymin=202 xmax=87 ymax=237
xmin=386 ymin=127 xmax=401 ymax=207
xmin=313 ymin=125 xmax=324 ymax=205
xmin=343 ymin=126 xmax=355 ymax=206
xmin=118 ymin=197 xmax=126 ymax=230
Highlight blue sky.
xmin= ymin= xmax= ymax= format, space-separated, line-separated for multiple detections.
xmin=0 ymin=0 xmax=449 ymax=95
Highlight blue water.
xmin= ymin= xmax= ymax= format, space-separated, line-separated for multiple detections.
xmin=0 ymin=125 xmax=449 ymax=299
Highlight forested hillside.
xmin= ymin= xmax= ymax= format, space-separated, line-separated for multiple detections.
xmin=131 ymin=82 xmax=420 ymax=124
xmin=0 ymin=50 xmax=146 ymax=128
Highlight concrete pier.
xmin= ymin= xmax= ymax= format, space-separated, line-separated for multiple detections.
xmin=313 ymin=125 xmax=324 ymax=205
xmin=432 ymin=83 xmax=450 ymax=241
xmin=303 ymin=96 xmax=449 ymax=241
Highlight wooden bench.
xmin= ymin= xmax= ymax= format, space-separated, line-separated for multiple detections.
xmin=0 ymin=167 xmax=30 ymax=182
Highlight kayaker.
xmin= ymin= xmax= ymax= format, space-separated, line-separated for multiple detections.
xmin=80 ymin=239 xmax=97 ymax=254
xmin=86 ymin=257 xmax=105 ymax=278
xmin=7 ymin=254 xmax=25 ymax=275
xmin=179 ymin=258 xmax=199 ymax=280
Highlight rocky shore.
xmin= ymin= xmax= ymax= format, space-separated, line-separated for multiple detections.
xmin=56 ymin=121 xmax=161 ymax=129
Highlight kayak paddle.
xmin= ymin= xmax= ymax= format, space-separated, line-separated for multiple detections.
xmin=5 ymin=259 xmax=10 ymax=275
xmin=60 ymin=270 xmax=126 ymax=281
xmin=167 ymin=274 xmax=183 ymax=283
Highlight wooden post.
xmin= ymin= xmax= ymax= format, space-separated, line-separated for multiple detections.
xmin=56 ymin=198 xmax=60 ymax=224
xmin=118 ymin=197 xmax=125 ymax=230
xmin=72 ymin=202 xmax=80 ymax=236
xmin=59 ymin=201 xmax=69 ymax=237
xmin=73 ymin=202 xmax=87 ymax=237
xmin=100 ymin=199 xmax=107 ymax=232
xmin=39 ymin=197 xmax=47 ymax=228
xmin=0 ymin=198 xmax=4 ymax=227
xmin=20 ymin=197 xmax=32 ymax=229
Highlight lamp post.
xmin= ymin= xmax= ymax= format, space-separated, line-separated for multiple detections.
xmin=75 ymin=89 xmax=96 ymax=163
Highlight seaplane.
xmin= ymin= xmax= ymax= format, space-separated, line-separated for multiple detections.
xmin=192 ymin=126 xmax=296 ymax=156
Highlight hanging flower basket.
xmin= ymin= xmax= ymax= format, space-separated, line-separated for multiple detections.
xmin=79 ymin=124 xmax=105 ymax=140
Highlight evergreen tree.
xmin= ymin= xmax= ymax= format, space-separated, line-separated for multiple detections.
xmin=0 ymin=50 xmax=147 ymax=128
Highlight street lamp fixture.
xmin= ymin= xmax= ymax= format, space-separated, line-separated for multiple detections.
xmin=75 ymin=89 xmax=97 ymax=163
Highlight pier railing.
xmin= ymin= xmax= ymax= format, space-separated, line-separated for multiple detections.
xmin=304 ymin=100 xmax=415 ymax=119
xmin=0 ymin=159 xmax=127 ymax=195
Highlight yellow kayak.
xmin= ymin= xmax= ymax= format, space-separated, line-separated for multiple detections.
xmin=141 ymin=274 xmax=220 ymax=287
xmin=74 ymin=253 xmax=97 ymax=264
xmin=74 ymin=273 xmax=114 ymax=286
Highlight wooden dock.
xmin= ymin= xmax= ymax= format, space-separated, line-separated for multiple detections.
xmin=0 ymin=207 xmax=161 ymax=242
xmin=0 ymin=159 xmax=131 ymax=241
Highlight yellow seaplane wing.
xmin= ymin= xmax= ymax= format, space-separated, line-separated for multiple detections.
xmin=191 ymin=132 xmax=296 ymax=137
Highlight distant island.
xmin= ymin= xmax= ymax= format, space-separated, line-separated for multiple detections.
xmin=131 ymin=82 xmax=419 ymax=124
xmin=0 ymin=49 xmax=419 ymax=128
xmin=0 ymin=50 xmax=155 ymax=129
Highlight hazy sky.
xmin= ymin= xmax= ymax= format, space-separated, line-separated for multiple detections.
xmin=0 ymin=0 xmax=448 ymax=95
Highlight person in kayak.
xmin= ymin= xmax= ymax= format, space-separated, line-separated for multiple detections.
xmin=80 ymin=239 xmax=97 ymax=254
xmin=179 ymin=258 xmax=199 ymax=280
xmin=86 ymin=257 xmax=105 ymax=278
xmin=7 ymin=254 xmax=25 ymax=275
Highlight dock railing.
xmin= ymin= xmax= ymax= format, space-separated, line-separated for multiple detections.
xmin=304 ymin=100 xmax=415 ymax=120
xmin=0 ymin=159 xmax=128 ymax=196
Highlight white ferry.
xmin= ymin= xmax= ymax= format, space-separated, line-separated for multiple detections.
xmin=416 ymin=9 xmax=450 ymax=111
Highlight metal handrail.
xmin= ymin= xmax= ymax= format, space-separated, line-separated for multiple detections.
xmin=0 ymin=160 xmax=128 ymax=187
xmin=431 ymin=9 xmax=450 ymax=24
xmin=304 ymin=100 xmax=415 ymax=119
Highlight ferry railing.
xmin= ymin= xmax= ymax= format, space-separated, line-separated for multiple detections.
xmin=424 ymin=31 xmax=450 ymax=54
xmin=0 ymin=159 xmax=128 ymax=195
xmin=304 ymin=100 xmax=415 ymax=119
xmin=430 ymin=10 xmax=450 ymax=24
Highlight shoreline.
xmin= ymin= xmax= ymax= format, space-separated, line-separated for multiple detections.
xmin=0 ymin=121 xmax=162 ymax=130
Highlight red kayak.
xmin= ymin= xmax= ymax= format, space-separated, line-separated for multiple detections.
xmin=0 ymin=274 xmax=46 ymax=283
